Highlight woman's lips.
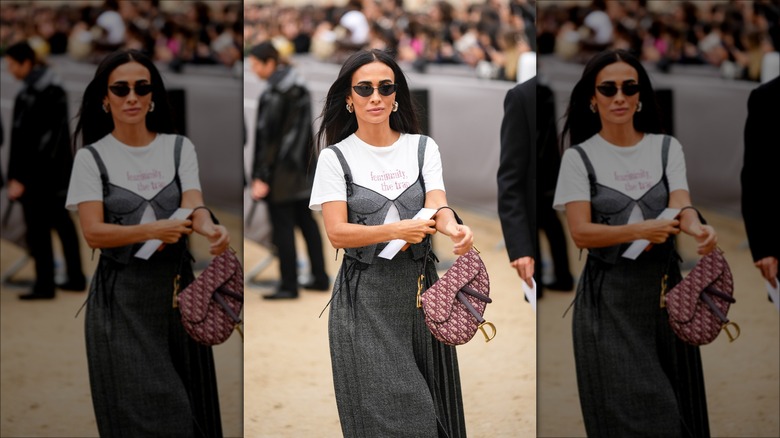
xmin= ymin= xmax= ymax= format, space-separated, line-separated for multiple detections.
xmin=611 ymin=108 xmax=629 ymax=115
xmin=124 ymin=108 xmax=141 ymax=115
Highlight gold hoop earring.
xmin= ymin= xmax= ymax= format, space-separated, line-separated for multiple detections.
xmin=589 ymin=103 xmax=597 ymax=113
xmin=149 ymin=101 xmax=155 ymax=113
xmin=346 ymin=103 xmax=353 ymax=114
xmin=636 ymin=101 xmax=642 ymax=112
xmin=102 ymin=103 xmax=109 ymax=113
xmin=392 ymin=101 xmax=399 ymax=112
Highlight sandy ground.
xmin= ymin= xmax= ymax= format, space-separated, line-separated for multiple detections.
xmin=0 ymin=208 xmax=243 ymax=438
xmin=243 ymin=206 xmax=536 ymax=438
xmin=537 ymin=206 xmax=780 ymax=438
xmin=2 ymin=204 xmax=776 ymax=438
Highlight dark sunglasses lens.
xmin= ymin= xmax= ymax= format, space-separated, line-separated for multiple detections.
xmin=135 ymin=84 xmax=153 ymax=96
xmin=622 ymin=83 xmax=640 ymax=96
xmin=109 ymin=84 xmax=131 ymax=97
xmin=378 ymin=84 xmax=397 ymax=96
xmin=597 ymin=84 xmax=618 ymax=97
xmin=353 ymin=85 xmax=373 ymax=97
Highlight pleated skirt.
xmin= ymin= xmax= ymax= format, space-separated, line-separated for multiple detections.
xmin=329 ymin=249 xmax=467 ymax=438
xmin=85 ymin=244 xmax=223 ymax=438
xmin=572 ymin=247 xmax=710 ymax=438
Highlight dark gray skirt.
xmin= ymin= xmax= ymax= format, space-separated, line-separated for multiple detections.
xmin=329 ymin=249 xmax=466 ymax=438
xmin=85 ymin=243 xmax=222 ymax=438
xmin=572 ymin=245 xmax=709 ymax=438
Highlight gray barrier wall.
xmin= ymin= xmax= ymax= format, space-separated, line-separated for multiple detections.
xmin=0 ymin=56 xmax=243 ymax=214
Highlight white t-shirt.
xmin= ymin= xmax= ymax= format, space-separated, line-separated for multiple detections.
xmin=553 ymin=133 xmax=688 ymax=222
xmin=96 ymin=10 xmax=126 ymax=45
xmin=66 ymin=133 xmax=201 ymax=223
xmin=309 ymin=133 xmax=445 ymax=224
xmin=583 ymin=10 xmax=613 ymax=45
xmin=339 ymin=10 xmax=370 ymax=45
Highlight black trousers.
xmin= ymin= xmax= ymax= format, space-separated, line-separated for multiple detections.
xmin=267 ymin=199 xmax=327 ymax=292
xmin=20 ymin=192 xmax=84 ymax=293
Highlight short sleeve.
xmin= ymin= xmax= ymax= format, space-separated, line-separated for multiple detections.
xmin=309 ymin=148 xmax=347 ymax=211
xmin=178 ymin=136 xmax=201 ymax=193
xmin=665 ymin=136 xmax=688 ymax=193
xmin=422 ymin=136 xmax=445 ymax=193
xmin=65 ymin=148 xmax=104 ymax=210
xmin=552 ymin=147 xmax=591 ymax=211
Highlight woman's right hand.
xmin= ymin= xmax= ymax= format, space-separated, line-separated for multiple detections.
xmin=396 ymin=219 xmax=437 ymax=244
xmin=638 ymin=218 xmax=680 ymax=243
xmin=150 ymin=219 xmax=193 ymax=243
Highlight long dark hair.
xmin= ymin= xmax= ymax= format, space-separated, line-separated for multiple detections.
xmin=560 ymin=49 xmax=664 ymax=149
xmin=315 ymin=49 xmax=420 ymax=149
xmin=73 ymin=49 xmax=176 ymax=148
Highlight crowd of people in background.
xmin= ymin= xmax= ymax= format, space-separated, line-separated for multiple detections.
xmin=3 ymin=1 xmax=779 ymax=83
xmin=538 ymin=0 xmax=780 ymax=82
xmin=0 ymin=0 xmax=242 ymax=74
xmin=244 ymin=0 xmax=536 ymax=82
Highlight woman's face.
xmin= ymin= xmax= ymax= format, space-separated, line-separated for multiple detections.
xmin=346 ymin=61 xmax=397 ymax=128
xmin=590 ymin=61 xmax=640 ymax=128
xmin=103 ymin=61 xmax=153 ymax=129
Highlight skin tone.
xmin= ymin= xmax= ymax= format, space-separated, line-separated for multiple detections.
xmin=249 ymin=55 xmax=277 ymax=201
xmin=5 ymin=56 xmax=34 ymax=201
xmin=565 ymin=61 xmax=718 ymax=255
xmin=321 ymin=61 xmax=474 ymax=255
xmin=78 ymin=61 xmax=230 ymax=255
xmin=757 ymin=257 xmax=778 ymax=288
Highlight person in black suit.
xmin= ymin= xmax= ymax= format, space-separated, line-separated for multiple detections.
xmin=498 ymin=76 xmax=537 ymax=292
xmin=5 ymin=41 xmax=86 ymax=300
xmin=742 ymin=74 xmax=780 ymax=290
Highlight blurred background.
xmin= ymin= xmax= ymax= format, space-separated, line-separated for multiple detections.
xmin=1 ymin=1 xmax=243 ymax=437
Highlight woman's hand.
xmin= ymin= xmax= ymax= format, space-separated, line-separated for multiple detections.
xmin=199 ymin=222 xmax=230 ymax=255
xmin=637 ymin=219 xmax=680 ymax=243
xmin=444 ymin=222 xmax=473 ymax=256
xmin=687 ymin=222 xmax=718 ymax=255
xmin=396 ymin=219 xmax=437 ymax=244
xmin=149 ymin=219 xmax=193 ymax=243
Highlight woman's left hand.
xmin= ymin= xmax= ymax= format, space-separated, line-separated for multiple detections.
xmin=690 ymin=223 xmax=717 ymax=255
xmin=446 ymin=223 xmax=473 ymax=256
xmin=202 ymin=223 xmax=230 ymax=255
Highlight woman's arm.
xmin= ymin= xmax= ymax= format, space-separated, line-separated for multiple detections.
xmin=564 ymin=201 xmax=681 ymax=249
xmin=668 ymin=189 xmax=718 ymax=254
xmin=77 ymin=201 xmax=192 ymax=249
xmin=321 ymin=200 xmax=436 ymax=249
xmin=181 ymin=189 xmax=230 ymax=255
xmin=425 ymin=189 xmax=473 ymax=255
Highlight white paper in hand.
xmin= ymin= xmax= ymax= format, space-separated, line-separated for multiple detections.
xmin=522 ymin=277 xmax=537 ymax=312
xmin=134 ymin=208 xmax=193 ymax=260
xmin=622 ymin=208 xmax=681 ymax=260
xmin=377 ymin=207 xmax=437 ymax=260
xmin=767 ymin=278 xmax=780 ymax=312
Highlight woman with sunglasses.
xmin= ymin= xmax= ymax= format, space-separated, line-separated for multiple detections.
xmin=65 ymin=49 xmax=229 ymax=437
xmin=553 ymin=49 xmax=717 ymax=437
xmin=309 ymin=49 xmax=473 ymax=437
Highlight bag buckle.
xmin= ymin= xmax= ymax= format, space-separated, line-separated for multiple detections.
xmin=723 ymin=321 xmax=740 ymax=342
xmin=478 ymin=321 xmax=496 ymax=343
xmin=172 ymin=274 xmax=181 ymax=308
xmin=416 ymin=274 xmax=424 ymax=308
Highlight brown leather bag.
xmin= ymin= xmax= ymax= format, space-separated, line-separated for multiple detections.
xmin=176 ymin=209 xmax=244 ymax=346
xmin=417 ymin=207 xmax=496 ymax=346
xmin=663 ymin=213 xmax=739 ymax=346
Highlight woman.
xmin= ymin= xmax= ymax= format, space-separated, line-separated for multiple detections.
xmin=553 ymin=49 xmax=717 ymax=437
xmin=66 ymin=49 xmax=229 ymax=437
xmin=309 ymin=49 xmax=472 ymax=437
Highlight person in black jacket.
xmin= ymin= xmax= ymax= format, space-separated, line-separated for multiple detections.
xmin=497 ymin=76 xmax=537 ymax=292
xmin=5 ymin=41 xmax=86 ymax=300
xmin=742 ymin=75 xmax=780 ymax=291
xmin=249 ymin=42 xmax=328 ymax=299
